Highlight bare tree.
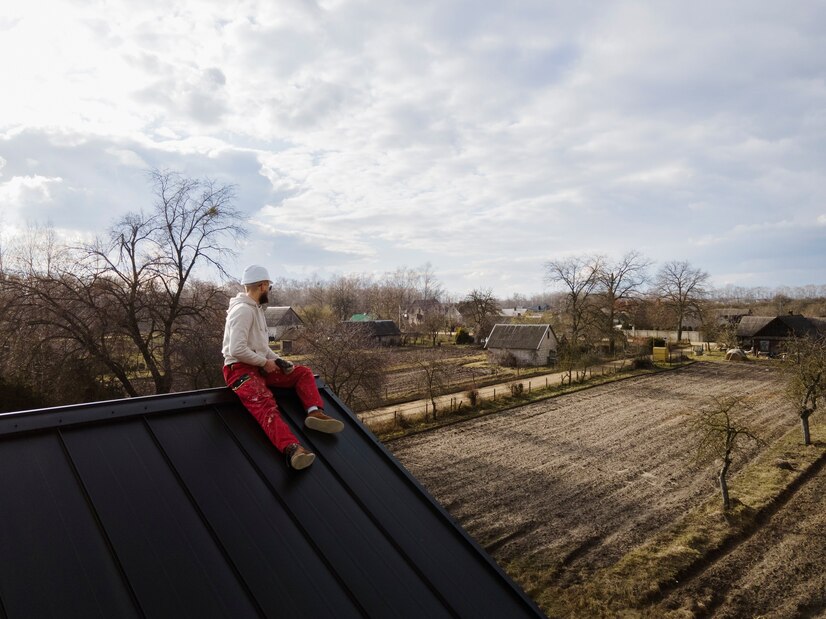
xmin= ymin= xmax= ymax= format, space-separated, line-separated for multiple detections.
xmin=420 ymin=308 xmax=446 ymax=347
xmin=544 ymin=254 xmax=604 ymax=347
xmin=300 ymin=322 xmax=388 ymax=410
xmin=783 ymin=335 xmax=826 ymax=445
xmin=417 ymin=262 xmax=444 ymax=301
xmin=692 ymin=396 xmax=762 ymax=510
xmin=5 ymin=170 xmax=246 ymax=397
xmin=328 ymin=274 xmax=362 ymax=321
xmin=597 ymin=251 xmax=651 ymax=354
xmin=655 ymin=260 xmax=710 ymax=342
xmin=411 ymin=347 xmax=455 ymax=419
xmin=458 ymin=288 xmax=501 ymax=343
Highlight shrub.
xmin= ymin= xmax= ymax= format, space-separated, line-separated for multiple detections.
xmin=455 ymin=327 xmax=474 ymax=345
xmin=467 ymin=388 xmax=480 ymax=407
xmin=632 ymin=356 xmax=654 ymax=370
xmin=510 ymin=382 xmax=525 ymax=397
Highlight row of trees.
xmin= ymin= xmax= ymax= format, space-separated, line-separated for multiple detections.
xmin=544 ymin=252 xmax=711 ymax=352
xmin=2 ymin=169 xmax=824 ymax=414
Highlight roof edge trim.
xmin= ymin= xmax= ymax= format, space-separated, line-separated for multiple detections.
xmin=0 ymin=388 xmax=237 ymax=437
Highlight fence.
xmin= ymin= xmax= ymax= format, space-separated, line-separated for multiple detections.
xmin=360 ymin=362 xmax=629 ymax=434
xmin=631 ymin=328 xmax=708 ymax=344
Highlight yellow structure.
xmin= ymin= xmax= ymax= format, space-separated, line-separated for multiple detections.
xmin=652 ymin=346 xmax=669 ymax=362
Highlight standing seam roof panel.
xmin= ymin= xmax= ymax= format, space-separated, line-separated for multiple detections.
xmin=0 ymin=381 xmax=547 ymax=619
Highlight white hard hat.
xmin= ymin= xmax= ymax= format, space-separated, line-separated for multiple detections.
xmin=240 ymin=264 xmax=272 ymax=285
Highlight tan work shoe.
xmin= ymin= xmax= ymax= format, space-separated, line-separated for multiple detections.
xmin=304 ymin=410 xmax=344 ymax=434
xmin=285 ymin=443 xmax=315 ymax=470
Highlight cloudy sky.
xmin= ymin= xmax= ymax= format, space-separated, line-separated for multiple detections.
xmin=1 ymin=0 xmax=824 ymax=297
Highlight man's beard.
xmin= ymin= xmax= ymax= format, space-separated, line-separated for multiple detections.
xmin=259 ymin=292 xmax=269 ymax=305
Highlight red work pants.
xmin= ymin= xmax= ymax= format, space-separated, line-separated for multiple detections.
xmin=223 ymin=363 xmax=324 ymax=453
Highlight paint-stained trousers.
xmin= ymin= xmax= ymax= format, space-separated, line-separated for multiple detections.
xmin=223 ymin=362 xmax=324 ymax=453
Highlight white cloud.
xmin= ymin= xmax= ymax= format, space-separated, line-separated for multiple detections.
xmin=1 ymin=1 xmax=825 ymax=294
xmin=0 ymin=175 xmax=62 ymax=206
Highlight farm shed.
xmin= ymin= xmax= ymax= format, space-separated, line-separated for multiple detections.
xmin=485 ymin=323 xmax=558 ymax=366
xmin=736 ymin=314 xmax=826 ymax=355
xmin=348 ymin=319 xmax=403 ymax=345
xmin=0 ymin=381 xmax=546 ymax=618
xmin=264 ymin=306 xmax=304 ymax=353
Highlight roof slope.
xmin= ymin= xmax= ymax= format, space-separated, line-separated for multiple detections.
xmin=486 ymin=324 xmax=554 ymax=350
xmin=0 ymin=382 xmax=545 ymax=618
xmin=264 ymin=306 xmax=303 ymax=328
xmin=737 ymin=314 xmax=821 ymax=338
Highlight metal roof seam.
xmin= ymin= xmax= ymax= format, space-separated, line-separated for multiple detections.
xmin=321 ymin=384 xmax=546 ymax=615
xmin=214 ymin=406 xmax=372 ymax=618
xmin=140 ymin=415 xmax=268 ymax=619
xmin=54 ymin=427 xmax=146 ymax=618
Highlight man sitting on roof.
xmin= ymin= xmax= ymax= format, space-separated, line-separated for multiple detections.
xmin=222 ymin=265 xmax=344 ymax=470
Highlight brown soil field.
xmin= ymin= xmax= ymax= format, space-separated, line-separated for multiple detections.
xmin=388 ymin=362 xmax=822 ymax=616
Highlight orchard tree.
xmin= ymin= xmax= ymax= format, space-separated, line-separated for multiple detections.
xmin=692 ymin=396 xmax=761 ymax=510
xmin=655 ymin=260 xmax=710 ymax=342
xmin=783 ymin=335 xmax=826 ymax=445
xmin=411 ymin=347 xmax=455 ymax=419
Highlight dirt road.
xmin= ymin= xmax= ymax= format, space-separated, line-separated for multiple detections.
xmin=388 ymin=362 xmax=794 ymax=597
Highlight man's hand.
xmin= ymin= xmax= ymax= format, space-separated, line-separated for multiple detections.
xmin=275 ymin=358 xmax=295 ymax=374
xmin=263 ymin=359 xmax=278 ymax=373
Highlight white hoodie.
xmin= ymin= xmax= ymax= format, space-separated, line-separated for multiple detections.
xmin=222 ymin=293 xmax=279 ymax=367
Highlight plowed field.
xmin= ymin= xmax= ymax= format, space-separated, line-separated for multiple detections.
xmin=388 ymin=362 xmax=822 ymax=615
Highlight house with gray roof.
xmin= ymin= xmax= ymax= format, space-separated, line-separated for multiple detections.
xmin=485 ymin=324 xmax=558 ymax=366
xmin=736 ymin=314 xmax=826 ymax=355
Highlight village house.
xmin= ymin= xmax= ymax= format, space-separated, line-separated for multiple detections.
xmin=485 ymin=323 xmax=558 ymax=367
xmin=736 ymin=313 xmax=826 ymax=356
xmin=264 ymin=306 xmax=304 ymax=354
xmin=406 ymin=299 xmax=464 ymax=330
xmin=347 ymin=319 xmax=402 ymax=346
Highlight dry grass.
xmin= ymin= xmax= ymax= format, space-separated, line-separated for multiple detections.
xmin=519 ymin=417 xmax=826 ymax=618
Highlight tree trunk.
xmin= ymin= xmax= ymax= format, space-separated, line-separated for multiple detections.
xmin=719 ymin=466 xmax=730 ymax=511
xmin=801 ymin=413 xmax=811 ymax=446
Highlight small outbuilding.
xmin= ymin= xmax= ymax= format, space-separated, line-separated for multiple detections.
xmin=485 ymin=323 xmax=558 ymax=366
xmin=348 ymin=319 xmax=402 ymax=346
xmin=264 ymin=306 xmax=304 ymax=353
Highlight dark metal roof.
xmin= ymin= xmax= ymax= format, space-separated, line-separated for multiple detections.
xmin=346 ymin=319 xmax=402 ymax=338
xmin=737 ymin=314 xmax=821 ymax=338
xmin=0 ymin=381 xmax=545 ymax=618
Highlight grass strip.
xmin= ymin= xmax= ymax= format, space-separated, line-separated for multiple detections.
xmin=377 ymin=361 xmax=691 ymax=442
xmin=523 ymin=417 xmax=826 ymax=618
